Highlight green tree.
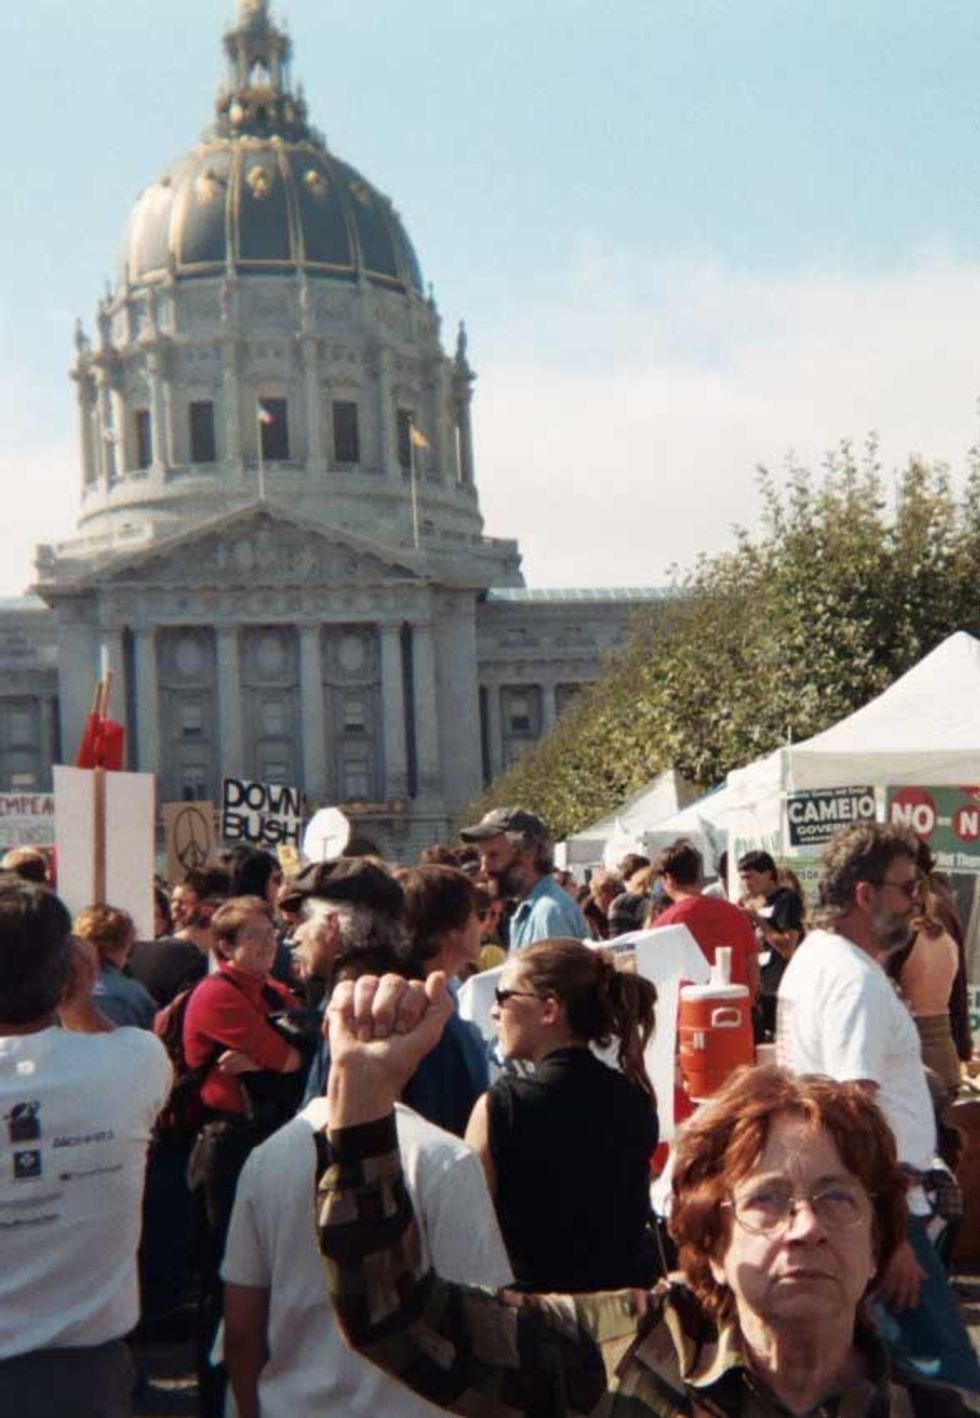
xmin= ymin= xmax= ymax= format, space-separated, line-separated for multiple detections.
xmin=465 ymin=441 xmax=980 ymax=840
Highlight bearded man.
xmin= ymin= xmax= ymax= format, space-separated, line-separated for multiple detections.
xmin=777 ymin=822 xmax=980 ymax=1392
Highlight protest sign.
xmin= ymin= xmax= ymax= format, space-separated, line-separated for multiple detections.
xmin=163 ymin=801 xmax=216 ymax=884
xmin=221 ymin=777 xmax=304 ymax=850
xmin=53 ymin=767 xmax=155 ymax=939
xmin=0 ymin=792 xmax=55 ymax=850
xmin=887 ymin=785 xmax=980 ymax=873
xmin=786 ymin=786 xmax=875 ymax=848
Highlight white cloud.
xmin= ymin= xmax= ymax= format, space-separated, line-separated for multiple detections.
xmin=0 ymin=442 xmax=78 ymax=596
xmin=472 ymin=250 xmax=980 ymax=587
xmin=5 ymin=253 xmax=980 ymax=596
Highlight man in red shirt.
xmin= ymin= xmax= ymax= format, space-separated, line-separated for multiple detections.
xmin=653 ymin=840 xmax=760 ymax=1001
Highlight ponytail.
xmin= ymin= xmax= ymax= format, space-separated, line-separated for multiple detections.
xmin=520 ymin=939 xmax=657 ymax=1101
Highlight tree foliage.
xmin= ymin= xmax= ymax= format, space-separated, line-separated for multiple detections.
xmin=465 ymin=440 xmax=980 ymax=840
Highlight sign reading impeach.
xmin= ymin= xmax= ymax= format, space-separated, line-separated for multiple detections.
xmin=786 ymin=786 xmax=875 ymax=848
xmin=0 ymin=792 xmax=55 ymax=850
xmin=221 ymin=777 xmax=304 ymax=850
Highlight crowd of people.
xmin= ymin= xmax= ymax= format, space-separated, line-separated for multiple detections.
xmin=0 ymin=810 xmax=978 ymax=1416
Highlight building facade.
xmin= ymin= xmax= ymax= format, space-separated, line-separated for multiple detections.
xmin=6 ymin=1 xmax=664 ymax=856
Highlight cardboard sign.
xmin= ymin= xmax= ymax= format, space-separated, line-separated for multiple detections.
xmin=786 ymin=786 xmax=875 ymax=848
xmin=221 ymin=777 xmax=304 ymax=850
xmin=0 ymin=792 xmax=55 ymax=849
xmin=53 ymin=767 xmax=155 ymax=939
xmin=163 ymin=801 xmax=216 ymax=884
xmin=887 ymin=785 xmax=980 ymax=873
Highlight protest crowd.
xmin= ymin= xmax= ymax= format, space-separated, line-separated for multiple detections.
xmin=3 ymin=795 xmax=980 ymax=1417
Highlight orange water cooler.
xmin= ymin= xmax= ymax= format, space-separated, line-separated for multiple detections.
xmin=678 ymin=946 xmax=755 ymax=1102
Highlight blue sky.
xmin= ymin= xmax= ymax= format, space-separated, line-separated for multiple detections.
xmin=5 ymin=1 xmax=980 ymax=592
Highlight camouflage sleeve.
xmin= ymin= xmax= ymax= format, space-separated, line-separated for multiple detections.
xmin=316 ymin=1113 xmax=610 ymax=1417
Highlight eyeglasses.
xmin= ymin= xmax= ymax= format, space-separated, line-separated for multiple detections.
xmin=722 ymin=1181 xmax=871 ymax=1234
xmin=494 ymin=987 xmax=542 ymax=1007
xmin=878 ymin=877 xmax=920 ymax=900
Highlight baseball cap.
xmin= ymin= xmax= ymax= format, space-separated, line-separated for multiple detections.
xmin=278 ymin=858 xmax=404 ymax=919
xmin=458 ymin=806 xmax=551 ymax=844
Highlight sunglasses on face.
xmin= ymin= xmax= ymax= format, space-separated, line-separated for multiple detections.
xmin=878 ymin=877 xmax=920 ymax=900
xmin=493 ymin=987 xmax=541 ymax=1007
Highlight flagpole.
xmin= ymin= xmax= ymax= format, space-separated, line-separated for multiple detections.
xmin=256 ymin=404 xmax=267 ymax=503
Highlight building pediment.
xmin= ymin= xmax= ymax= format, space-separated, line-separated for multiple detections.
xmin=72 ymin=505 xmax=425 ymax=591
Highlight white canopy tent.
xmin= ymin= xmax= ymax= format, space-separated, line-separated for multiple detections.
xmin=720 ymin=631 xmax=980 ymax=970
xmin=558 ymin=769 xmax=700 ymax=871
xmin=725 ymin=631 xmax=980 ymax=825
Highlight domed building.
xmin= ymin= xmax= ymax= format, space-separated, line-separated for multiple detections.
xmin=6 ymin=0 xmax=665 ymax=855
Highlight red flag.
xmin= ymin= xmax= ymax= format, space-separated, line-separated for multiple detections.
xmin=75 ymin=676 xmax=125 ymax=771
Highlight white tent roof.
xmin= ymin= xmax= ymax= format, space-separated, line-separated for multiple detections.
xmin=727 ymin=631 xmax=980 ymax=807
xmin=561 ymin=769 xmax=699 ymax=867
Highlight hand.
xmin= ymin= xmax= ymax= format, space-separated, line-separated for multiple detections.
xmin=872 ymin=1238 xmax=926 ymax=1311
xmin=218 ymin=1049 xmax=261 ymax=1075
xmin=326 ymin=972 xmax=453 ymax=1126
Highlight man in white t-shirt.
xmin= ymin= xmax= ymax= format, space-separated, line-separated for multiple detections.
xmin=222 ymin=1095 xmax=512 ymax=1418
xmin=777 ymin=823 xmax=980 ymax=1392
xmin=0 ymin=878 xmax=172 ymax=1417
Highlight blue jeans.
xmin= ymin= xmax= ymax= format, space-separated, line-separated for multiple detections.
xmin=870 ymin=1214 xmax=980 ymax=1392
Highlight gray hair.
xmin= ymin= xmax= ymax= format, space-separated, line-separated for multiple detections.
xmin=506 ymin=831 xmax=555 ymax=874
xmin=302 ymin=896 xmax=407 ymax=956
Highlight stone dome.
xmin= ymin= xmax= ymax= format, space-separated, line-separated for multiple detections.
xmin=119 ymin=0 xmax=423 ymax=295
xmin=121 ymin=139 xmax=424 ymax=295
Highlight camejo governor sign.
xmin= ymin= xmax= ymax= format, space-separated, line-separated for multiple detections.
xmin=887 ymin=785 xmax=980 ymax=873
xmin=786 ymin=786 xmax=876 ymax=848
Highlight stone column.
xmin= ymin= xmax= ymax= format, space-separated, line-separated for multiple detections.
xmin=216 ymin=627 xmax=244 ymax=778
xmin=299 ymin=625 xmax=327 ymax=800
xmin=133 ymin=628 xmax=160 ymax=774
xmin=433 ymin=363 xmax=451 ymax=483
xmin=147 ymin=350 xmax=167 ymax=471
xmin=222 ymin=341 xmax=242 ymax=471
xmin=376 ymin=347 xmax=397 ymax=481
xmin=542 ymin=682 xmax=558 ymax=732
xmin=95 ymin=372 xmax=115 ymax=484
xmin=409 ymin=620 xmax=440 ymax=794
xmin=74 ymin=371 xmax=97 ymax=490
xmin=456 ymin=395 xmax=475 ymax=486
xmin=484 ymin=680 xmax=504 ymax=779
xmin=379 ymin=622 xmax=408 ymax=799
xmin=302 ymin=337 xmax=325 ymax=474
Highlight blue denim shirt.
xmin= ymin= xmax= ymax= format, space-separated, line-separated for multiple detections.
xmin=92 ymin=962 xmax=157 ymax=1029
xmin=510 ymin=875 xmax=588 ymax=951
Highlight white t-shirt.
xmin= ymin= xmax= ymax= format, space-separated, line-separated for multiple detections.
xmin=776 ymin=928 xmax=936 ymax=1184
xmin=222 ymin=1098 xmax=513 ymax=1418
xmin=0 ymin=1025 xmax=171 ymax=1357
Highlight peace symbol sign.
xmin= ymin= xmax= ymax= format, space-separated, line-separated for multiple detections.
xmin=173 ymin=805 xmax=211 ymax=873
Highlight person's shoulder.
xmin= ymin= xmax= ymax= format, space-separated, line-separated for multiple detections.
xmin=395 ymin=1100 xmax=473 ymax=1165
xmin=74 ymin=1026 xmax=171 ymax=1093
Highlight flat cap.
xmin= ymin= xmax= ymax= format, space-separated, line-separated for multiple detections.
xmin=459 ymin=806 xmax=551 ymax=844
xmin=279 ymin=857 xmax=404 ymax=919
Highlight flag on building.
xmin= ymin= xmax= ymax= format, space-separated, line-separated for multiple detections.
xmin=409 ymin=424 xmax=430 ymax=451
xmin=257 ymin=403 xmax=275 ymax=425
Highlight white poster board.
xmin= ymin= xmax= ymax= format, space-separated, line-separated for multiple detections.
xmin=53 ymin=767 xmax=155 ymax=940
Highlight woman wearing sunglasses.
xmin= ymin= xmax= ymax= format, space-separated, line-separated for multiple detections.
xmin=463 ymin=937 xmax=660 ymax=1292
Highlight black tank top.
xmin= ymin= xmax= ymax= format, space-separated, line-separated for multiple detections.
xmin=486 ymin=1046 xmax=659 ymax=1291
